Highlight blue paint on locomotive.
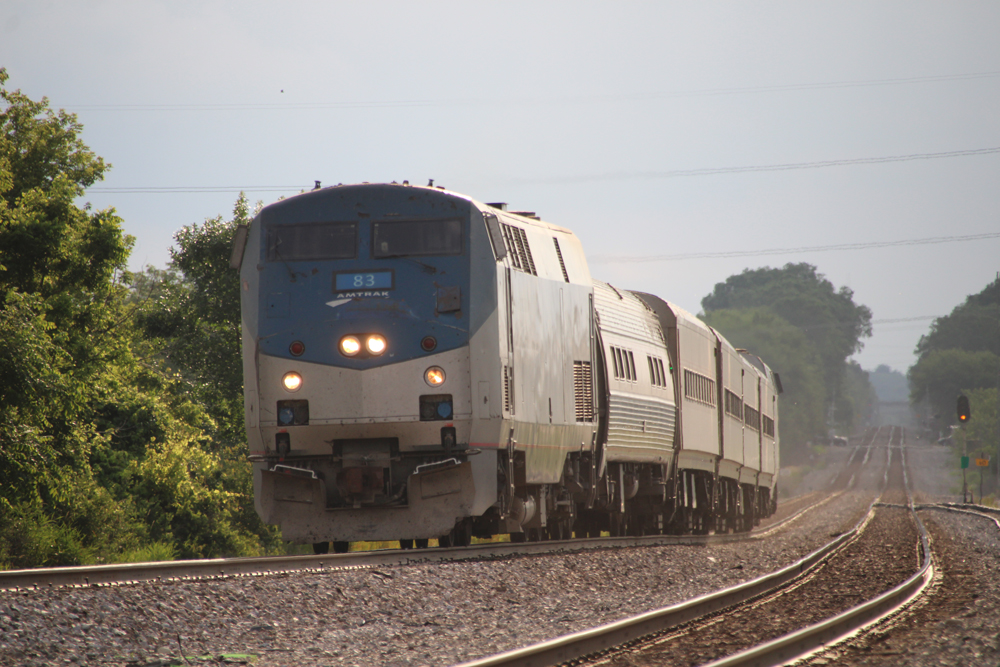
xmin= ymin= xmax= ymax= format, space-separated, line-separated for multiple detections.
xmin=254 ymin=185 xmax=477 ymax=368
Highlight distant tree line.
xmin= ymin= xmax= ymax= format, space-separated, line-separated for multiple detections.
xmin=700 ymin=263 xmax=877 ymax=460
xmin=908 ymin=276 xmax=999 ymax=455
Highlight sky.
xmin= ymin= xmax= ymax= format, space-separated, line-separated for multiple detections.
xmin=3 ymin=1 xmax=999 ymax=374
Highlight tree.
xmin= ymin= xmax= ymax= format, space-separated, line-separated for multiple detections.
xmin=908 ymin=349 xmax=1000 ymax=426
xmin=702 ymin=263 xmax=873 ymax=396
xmin=952 ymin=388 xmax=998 ymax=484
xmin=701 ymin=263 xmax=874 ymax=440
xmin=837 ymin=361 xmax=877 ymax=432
xmin=915 ymin=276 xmax=1000 ymax=359
xmin=908 ymin=276 xmax=1000 ymax=433
xmin=868 ymin=364 xmax=908 ymax=403
xmin=1 ymin=67 xmax=144 ymax=565
xmin=133 ymin=193 xmax=281 ymax=554
xmin=0 ymin=70 xmax=275 ymax=567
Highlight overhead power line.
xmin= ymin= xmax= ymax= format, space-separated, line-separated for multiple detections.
xmin=63 ymin=70 xmax=1000 ymax=111
xmin=872 ymin=316 xmax=940 ymax=324
xmin=590 ymin=231 xmax=1000 ymax=264
xmin=85 ymin=144 xmax=1000 ymax=196
xmin=531 ymin=146 xmax=1000 ymax=184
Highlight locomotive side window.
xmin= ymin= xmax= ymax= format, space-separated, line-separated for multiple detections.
xmin=373 ymin=218 xmax=463 ymax=258
xmin=267 ymin=222 xmax=357 ymax=261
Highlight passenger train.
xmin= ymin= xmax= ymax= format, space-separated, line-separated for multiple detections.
xmin=231 ymin=183 xmax=781 ymax=552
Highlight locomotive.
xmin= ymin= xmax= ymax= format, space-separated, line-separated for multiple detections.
xmin=230 ymin=183 xmax=781 ymax=552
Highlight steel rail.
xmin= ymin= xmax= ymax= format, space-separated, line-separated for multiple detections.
xmin=0 ymin=488 xmax=840 ymax=592
xmin=699 ymin=428 xmax=936 ymax=667
xmin=453 ymin=443 xmax=890 ymax=667
xmin=454 ymin=426 xmax=903 ymax=667
xmin=916 ymin=502 xmax=1000 ymax=530
xmin=2 ymin=421 xmax=880 ymax=593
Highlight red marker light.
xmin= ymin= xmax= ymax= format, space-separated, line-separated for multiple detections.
xmin=289 ymin=341 xmax=305 ymax=356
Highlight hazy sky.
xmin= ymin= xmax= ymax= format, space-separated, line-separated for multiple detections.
xmin=4 ymin=1 xmax=999 ymax=374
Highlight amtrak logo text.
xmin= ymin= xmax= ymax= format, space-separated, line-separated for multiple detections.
xmin=335 ymin=290 xmax=390 ymax=299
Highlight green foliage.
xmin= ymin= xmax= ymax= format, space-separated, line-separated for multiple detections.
xmin=908 ymin=275 xmax=1000 ymax=433
xmin=133 ymin=193 xmax=282 ymax=554
xmin=954 ymin=388 xmax=998 ymax=452
xmin=835 ymin=361 xmax=878 ymax=434
xmin=701 ymin=307 xmax=825 ymax=458
xmin=702 ymin=263 xmax=872 ymax=394
xmin=953 ymin=388 xmax=999 ymax=488
xmin=701 ymin=263 xmax=875 ymax=446
xmin=916 ymin=276 xmax=1000 ymax=359
xmin=868 ymin=364 xmax=908 ymax=402
xmin=135 ymin=195 xmax=257 ymax=447
xmin=0 ymin=70 xmax=281 ymax=567
xmin=909 ymin=349 xmax=1000 ymax=424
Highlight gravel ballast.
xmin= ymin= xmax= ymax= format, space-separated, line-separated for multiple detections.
xmin=0 ymin=494 xmax=872 ymax=667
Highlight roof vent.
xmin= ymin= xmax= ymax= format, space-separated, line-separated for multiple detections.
xmin=511 ymin=211 xmax=540 ymax=220
xmin=486 ymin=202 xmax=508 ymax=211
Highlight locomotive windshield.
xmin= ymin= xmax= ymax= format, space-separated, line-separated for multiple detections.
xmin=267 ymin=221 xmax=357 ymax=261
xmin=372 ymin=218 xmax=463 ymax=258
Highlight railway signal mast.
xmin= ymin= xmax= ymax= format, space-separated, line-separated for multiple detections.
xmin=958 ymin=395 xmax=971 ymax=503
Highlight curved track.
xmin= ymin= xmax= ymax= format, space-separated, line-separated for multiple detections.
xmin=453 ymin=426 xmax=936 ymax=667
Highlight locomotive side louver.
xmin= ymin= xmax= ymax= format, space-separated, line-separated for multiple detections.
xmin=573 ymin=361 xmax=594 ymax=422
xmin=553 ymin=237 xmax=569 ymax=282
xmin=500 ymin=223 xmax=537 ymax=275
xmin=503 ymin=365 xmax=514 ymax=415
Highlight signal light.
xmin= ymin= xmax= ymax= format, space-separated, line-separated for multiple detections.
xmin=289 ymin=340 xmax=305 ymax=356
xmin=957 ymin=395 xmax=971 ymax=423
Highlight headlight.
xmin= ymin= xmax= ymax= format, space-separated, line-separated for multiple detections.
xmin=366 ymin=334 xmax=387 ymax=355
xmin=424 ymin=366 xmax=446 ymax=387
xmin=282 ymin=372 xmax=303 ymax=392
xmin=339 ymin=335 xmax=361 ymax=356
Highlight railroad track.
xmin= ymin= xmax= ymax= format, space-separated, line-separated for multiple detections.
xmin=0 ymin=427 xmax=895 ymax=667
xmin=0 ymin=497 xmax=840 ymax=592
xmin=453 ymin=426 xmax=937 ymax=667
xmin=0 ymin=429 xmax=884 ymax=594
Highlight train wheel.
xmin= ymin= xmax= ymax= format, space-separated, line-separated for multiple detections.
xmin=438 ymin=533 xmax=454 ymax=548
xmin=610 ymin=513 xmax=627 ymax=537
xmin=332 ymin=541 xmax=350 ymax=554
xmin=548 ymin=519 xmax=570 ymax=541
xmin=452 ymin=522 xmax=472 ymax=547
xmin=399 ymin=539 xmax=414 ymax=550
xmin=312 ymin=541 xmax=330 ymax=555
xmin=509 ymin=532 xmax=527 ymax=543
xmin=415 ymin=538 xmax=429 ymax=549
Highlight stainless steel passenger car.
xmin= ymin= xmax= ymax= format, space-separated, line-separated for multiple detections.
xmin=231 ymin=183 xmax=781 ymax=550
